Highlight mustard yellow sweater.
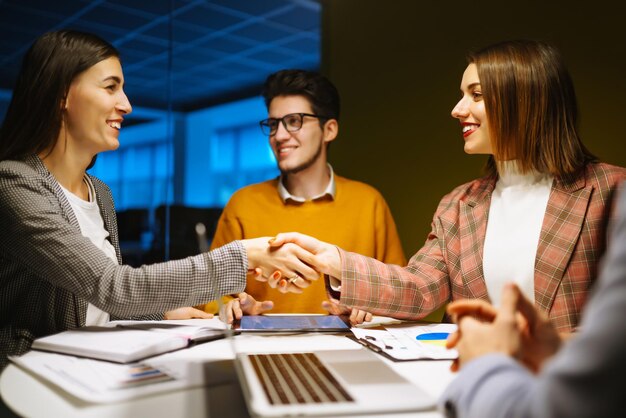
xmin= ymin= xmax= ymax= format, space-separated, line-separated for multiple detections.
xmin=205 ymin=175 xmax=406 ymax=313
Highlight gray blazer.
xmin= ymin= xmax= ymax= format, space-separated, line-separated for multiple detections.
xmin=0 ymin=155 xmax=247 ymax=370
xmin=439 ymin=183 xmax=626 ymax=418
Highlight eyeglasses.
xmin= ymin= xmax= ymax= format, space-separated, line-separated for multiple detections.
xmin=259 ymin=113 xmax=330 ymax=136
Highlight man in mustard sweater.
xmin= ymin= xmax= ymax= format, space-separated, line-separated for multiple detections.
xmin=202 ymin=69 xmax=406 ymax=323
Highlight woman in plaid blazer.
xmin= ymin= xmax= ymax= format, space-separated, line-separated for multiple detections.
xmin=269 ymin=40 xmax=626 ymax=332
xmin=0 ymin=31 xmax=315 ymax=370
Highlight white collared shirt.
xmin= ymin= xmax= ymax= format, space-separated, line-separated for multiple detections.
xmin=277 ymin=163 xmax=336 ymax=202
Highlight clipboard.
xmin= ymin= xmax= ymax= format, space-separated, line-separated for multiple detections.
xmin=345 ymin=334 xmax=418 ymax=362
xmin=347 ymin=323 xmax=458 ymax=362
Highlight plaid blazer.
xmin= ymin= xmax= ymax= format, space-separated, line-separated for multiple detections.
xmin=338 ymin=162 xmax=626 ymax=331
xmin=0 ymin=155 xmax=247 ymax=369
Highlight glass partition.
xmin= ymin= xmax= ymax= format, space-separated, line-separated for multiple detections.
xmin=0 ymin=0 xmax=321 ymax=265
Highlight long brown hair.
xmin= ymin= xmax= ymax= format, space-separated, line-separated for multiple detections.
xmin=468 ymin=40 xmax=596 ymax=177
xmin=0 ymin=30 xmax=119 ymax=162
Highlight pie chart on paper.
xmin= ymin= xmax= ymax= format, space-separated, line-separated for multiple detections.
xmin=415 ymin=332 xmax=450 ymax=347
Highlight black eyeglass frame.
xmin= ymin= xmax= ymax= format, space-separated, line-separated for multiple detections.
xmin=259 ymin=113 xmax=332 ymax=136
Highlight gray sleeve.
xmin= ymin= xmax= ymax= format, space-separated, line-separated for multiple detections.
xmin=439 ymin=354 xmax=536 ymax=418
xmin=439 ymin=183 xmax=626 ymax=418
xmin=0 ymin=166 xmax=247 ymax=317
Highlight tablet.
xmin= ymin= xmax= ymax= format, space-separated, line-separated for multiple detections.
xmin=237 ymin=315 xmax=350 ymax=332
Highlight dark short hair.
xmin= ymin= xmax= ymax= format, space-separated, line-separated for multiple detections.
xmin=468 ymin=40 xmax=595 ymax=177
xmin=0 ymin=30 xmax=119 ymax=161
xmin=261 ymin=69 xmax=340 ymax=123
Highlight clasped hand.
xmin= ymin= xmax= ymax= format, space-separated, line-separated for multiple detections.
xmin=242 ymin=236 xmax=318 ymax=293
xmin=242 ymin=233 xmax=341 ymax=293
xmin=445 ymin=283 xmax=562 ymax=373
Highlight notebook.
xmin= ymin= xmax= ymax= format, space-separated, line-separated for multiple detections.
xmin=235 ymin=348 xmax=435 ymax=417
xmin=30 ymin=321 xmax=228 ymax=363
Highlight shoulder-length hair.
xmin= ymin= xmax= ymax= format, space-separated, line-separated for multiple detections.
xmin=468 ymin=40 xmax=596 ymax=177
xmin=0 ymin=30 xmax=119 ymax=161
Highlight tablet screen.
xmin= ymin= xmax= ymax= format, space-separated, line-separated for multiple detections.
xmin=238 ymin=315 xmax=350 ymax=332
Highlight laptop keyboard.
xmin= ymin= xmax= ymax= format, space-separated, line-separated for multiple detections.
xmin=248 ymin=353 xmax=354 ymax=405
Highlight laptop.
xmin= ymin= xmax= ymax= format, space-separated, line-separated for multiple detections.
xmin=235 ymin=348 xmax=435 ymax=417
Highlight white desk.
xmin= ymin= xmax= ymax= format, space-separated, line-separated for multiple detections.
xmin=1 ymin=320 xmax=455 ymax=418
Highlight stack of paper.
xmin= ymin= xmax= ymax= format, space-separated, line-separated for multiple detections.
xmin=10 ymin=319 xmax=231 ymax=403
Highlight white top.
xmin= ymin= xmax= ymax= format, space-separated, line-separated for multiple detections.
xmin=59 ymin=176 xmax=117 ymax=325
xmin=483 ymin=161 xmax=553 ymax=306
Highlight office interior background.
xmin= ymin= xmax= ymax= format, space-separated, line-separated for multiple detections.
xmin=1 ymin=0 xmax=624 ymax=265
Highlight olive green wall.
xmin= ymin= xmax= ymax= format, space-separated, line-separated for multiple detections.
xmin=321 ymin=0 xmax=626 ymax=257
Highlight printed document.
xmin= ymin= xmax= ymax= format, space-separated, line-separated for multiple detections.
xmin=351 ymin=323 xmax=458 ymax=361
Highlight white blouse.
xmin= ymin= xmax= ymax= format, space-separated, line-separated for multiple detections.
xmin=59 ymin=176 xmax=117 ymax=325
xmin=483 ymin=161 xmax=553 ymax=306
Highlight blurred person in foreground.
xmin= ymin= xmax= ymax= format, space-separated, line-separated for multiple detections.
xmin=439 ymin=183 xmax=626 ymax=418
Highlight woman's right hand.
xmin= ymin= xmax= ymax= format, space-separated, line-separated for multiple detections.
xmin=268 ymin=232 xmax=342 ymax=278
xmin=241 ymin=237 xmax=319 ymax=293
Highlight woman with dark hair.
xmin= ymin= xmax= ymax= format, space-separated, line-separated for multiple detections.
xmin=267 ymin=40 xmax=626 ymax=332
xmin=0 ymin=30 xmax=316 ymax=370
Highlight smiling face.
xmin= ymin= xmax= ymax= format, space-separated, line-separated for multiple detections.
xmin=451 ymin=63 xmax=493 ymax=155
xmin=268 ymin=95 xmax=336 ymax=175
xmin=62 ymin=56 xmax=131 ymax=156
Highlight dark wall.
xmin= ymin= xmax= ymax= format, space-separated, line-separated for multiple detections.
xmin=321 ymin=0 xmax=626 ymax=256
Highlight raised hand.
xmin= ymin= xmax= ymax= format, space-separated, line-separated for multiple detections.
xmin=509 ymin=283 xmax=562 ymax=372
xmin=445 ymin=298 xmax=498 ymax=371
xmin=219 ymin=292 xmax=274 ymax=324
xmin=449 ymin=283 xmax=524 ymax=370
xmin=322 ymin=297 xmax=373 ymax=325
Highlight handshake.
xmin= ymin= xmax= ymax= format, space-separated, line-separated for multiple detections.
xmin=232 ymin=232 xmax=372 ymax=325
xmin=243 ymin=232 xmax=341 ymax=293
